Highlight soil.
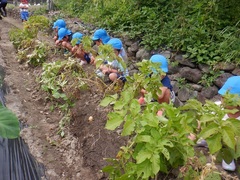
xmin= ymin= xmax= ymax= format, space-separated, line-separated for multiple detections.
xmin=0 ymin=16 xmax=126 ymax=180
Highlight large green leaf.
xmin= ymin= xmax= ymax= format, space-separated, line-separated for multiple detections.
xmin=199 ymin=122 xmax=219 ymax=139
xmin=136 ymin=149 xmax=152 ymax=164
xmin=105 ymin=112 xmax=124 ymax=130
xmin=150 ymin=153 xmax=160 ymax=174
xmin=0 ymin=106 xmax=20 ymax=139
xmin=222 ymin=126 xmax=235 ymax=149
xmin=207 ymin=133 xmax=222 ymax=154
xmin=122 ymin=115 xmax=135 ymax=136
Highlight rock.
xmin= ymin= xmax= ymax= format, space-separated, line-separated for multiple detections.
xmin=161 ymin=51 xmax=172 ymax=59
xmin=135 ymin=48 xmax=150 ymax=61
xmin=168 ymin=63 xmax=180 ymax=75
xmin=180 ymin=67 xmax=202 ymax=83
xmin=214 ymin=73 xmax=233 ymax=88
xmin=190 ymin=84 xmax=203 ymax=91
xmin=214 ymin=62 xmax=236 ymax=71
xmin=171 ymin=81 xmax=179 ymax=94
xmin=168 ymin=73 xmax=181 ymax=81
xmin=198 ymin=64 xmax=211 ymax=73
xmin=173 ymin=97 xmax=183 ymax=107
xmin=174 ymin=54 xmax=195 ymax=68
xmin=128 ymin=42 xmax=139 ymax=53
xmin=200 ymin=86 xmax=218 ymax=99
xmin=232 ymin=68 xmax=240 ymax=75
xmin=178 ymin=87 xmax=191 ymax=102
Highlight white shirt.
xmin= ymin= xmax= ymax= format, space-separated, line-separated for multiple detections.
xmin=19 ymin=3 xmax=29 ymax=12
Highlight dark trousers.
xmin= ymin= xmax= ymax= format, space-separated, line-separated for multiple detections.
xmin=0 ymin=2 xmax=7 ymax=17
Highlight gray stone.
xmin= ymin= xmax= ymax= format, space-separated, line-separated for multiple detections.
xmin=232 ymin=68 xmax=240 ymax=75
xmin=200 ymin=86 xmax=218 ymax=99
xmin=190 ymin=84 xmax=203 ymax=92
xmin=171 ymin=81 xmax=179 ymax=94
xmin=173 ymin=97 xmax=184 ymax=107
xmin=178 ymin=87 xmax=191 ymax=102
xmin=215 ymin=62 xmax=236 ymax=71
xmin=189 ymin=90 xmax=198 ymax=99
xmin=180 ymin=67 xmax=202 ymax=83
xmin=122 ymin=35 xmax=133 ymax=47
xmin=161 ymin=51 xmax=172 ymax=59
xmin=168 ymin=63 xmax=180 ymax=74
xmin=198 ymin=64 xmax=211 ymax=73
xmin=129 ymin=42 xmax=139 ymax=53
xmin=213 ymin=73 xmax=233 ymax=88
xmin=127 ymin=47 xmax=136 ymax=57
xmin=174 ymin=54 xmax=195 ymax=68
xmin=136 ymin=49 xmax=150 ymax=61
xmin=168 ymin=73 xmax=181 ymax=81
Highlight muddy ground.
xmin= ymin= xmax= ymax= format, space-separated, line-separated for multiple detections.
xmin=0 ymin=16 xmax=126 ymax=180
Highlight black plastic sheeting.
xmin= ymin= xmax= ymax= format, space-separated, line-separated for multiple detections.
xmin=0 ymin=66 xmax=46 ymax=180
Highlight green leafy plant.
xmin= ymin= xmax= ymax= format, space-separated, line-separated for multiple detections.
xmin=0 ymin=105 xmax=20 ymax=139
xmin=100 ymin=61 xmax=196 ymax=179
xmin=181 ymin=99 xmax=240 ymax=164
xmin=40 ymin=58 xmax=87 ymax=111
xmin=199 ymin=70 xmax=223 ymax=87
xmin=27 ymin=41 xmax=48 ymax=66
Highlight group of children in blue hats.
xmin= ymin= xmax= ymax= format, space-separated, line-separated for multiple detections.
xmin=52 ymin=19 xmax=174 ymax=103
xmin=51 ymin=19 xmax=240 ymax=172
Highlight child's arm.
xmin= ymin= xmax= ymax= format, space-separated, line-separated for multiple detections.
xmin=157 ymin=87 xmax=170 ymax=104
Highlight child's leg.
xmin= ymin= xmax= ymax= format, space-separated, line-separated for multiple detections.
xmin=2 ymin=3 xmax=7 ymax=16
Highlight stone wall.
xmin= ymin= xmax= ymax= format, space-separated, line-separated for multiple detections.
xmin=122 ymin=38 xmax=240 ymax=106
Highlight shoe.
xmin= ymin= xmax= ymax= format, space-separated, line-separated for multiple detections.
xmin=196 ymin=139 xmax=208 ymax=148
xmin=80 ymin=60 xmax=87 ymax=66
xmin=222 ymin=160 xmax=236 ymax=171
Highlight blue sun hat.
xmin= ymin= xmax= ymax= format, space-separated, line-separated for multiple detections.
xmin=218 ymin=76 xmax=240 ymax=96
xmin=150 ymin=54 xmax=168 ymax=73
xmin=58 ymin=28 xmax=72 ymax=40
xmin=92 ymin=29 xmax=111 ymax=44
xmin=107 ymin=38 xmax=123 ymax=50
xmin=72 ymin=32 xmax=83 ymax=45
xmin=52 ymin=19 xmax=66 ymax=29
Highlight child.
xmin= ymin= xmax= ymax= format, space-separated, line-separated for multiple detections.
xmin=92 ymin=29 xmax=111 ymax=45
xmin=19 ymin=0 xmax=29 ymax=22
xmin=71 ymin=32 xmax=93 ymax=65
xmin=97 ymin=38 xmax=128 ymax=82
xmin=55 ymin=27 xmax=72 ymax=51
xmin=196 ymin=76 xmax=240 ymax=171
xmin=138 ymin=54 xmax=175 ymax=105
xmin=52 ymin=19 xmax=66 ymax=42
xmin=217 ymin=76 xmax=240 ymax=171
xmin=0 ymin=0 xmax=8 ymax=17
xmin=91 ymin=29 xmax=128 ymax=63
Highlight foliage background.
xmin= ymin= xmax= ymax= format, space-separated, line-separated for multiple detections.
xmin=54 ymin=0 xmax=240 ymax=66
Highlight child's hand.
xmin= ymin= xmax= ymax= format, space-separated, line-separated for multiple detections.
xmin=140 ymin=89 xmax=147 ymax=94
xmin=138 ymin=96 xmax=145 ymax=105
xmin=157 ymin=110 xmax=163 ymax=116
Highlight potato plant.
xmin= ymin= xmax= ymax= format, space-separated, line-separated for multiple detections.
xmin=100 ymin=61 xmax=240 ymax=179
xmin=9 ymin=15 xmax=50 ymax=67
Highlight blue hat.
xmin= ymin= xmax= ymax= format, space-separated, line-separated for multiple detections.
xmin=92 ymin=29 xmax=111 ymax=44
xmin=107 ymin=38 xmax=123 ymax=50
xmin=150 ymin=54 xmax=168 ymax=73
xmin=72 ymin=32 xmax=83 ymax=45
xmin=218 ymin=76 xmax=240 ymax=96
xmin=52 ymin=19 xmax=66 ymax=29
xmin=58 ymin=28 xmax=72 ymax=40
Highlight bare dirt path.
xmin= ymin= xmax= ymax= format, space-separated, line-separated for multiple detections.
xmin=0 ymin=17 xmax=96 ymax=180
